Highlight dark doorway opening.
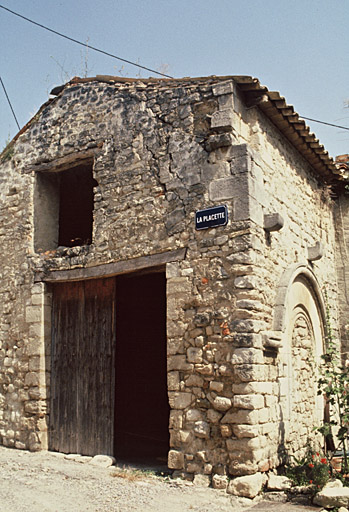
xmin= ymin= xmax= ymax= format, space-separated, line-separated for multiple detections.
xmin=114 ymin=270 xmax=169 ymax=464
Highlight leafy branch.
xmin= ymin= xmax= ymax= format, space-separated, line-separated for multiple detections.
xmin=315 ymin=294 xmax=349 ymax=475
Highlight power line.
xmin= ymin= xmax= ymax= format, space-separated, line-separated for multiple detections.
xmin=0 ymin=76 xmax=20 ymax=131
xmin=0 ymin=4 xmax=174 ymax=79
xmin=1 ymin=4 xmax=349 ymax=136
xmin=300 ymin=116 xmax=349 ymax=132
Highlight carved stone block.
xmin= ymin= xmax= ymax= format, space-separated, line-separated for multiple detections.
xmin=264 ymin=213 xmax=284 ymax=232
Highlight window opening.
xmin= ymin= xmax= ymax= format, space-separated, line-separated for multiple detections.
xmin=34 ymin=160 xmax=97 ymax=252
xmin=58 ymin=163 xmax=95 ymax=247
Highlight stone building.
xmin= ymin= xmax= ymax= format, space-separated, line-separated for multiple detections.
xmin=0 ymin=75 xmax=348 ymax=479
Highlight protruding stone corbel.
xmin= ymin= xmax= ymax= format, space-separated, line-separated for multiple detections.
xmin=245 ymin=93 xmax=269 ymax=109
xmin=264 ymin=213 xmax=284 ymax=232
xmin=261 ymin=331 xmax=282 ymax=349
xmin=307 ymin=241 xmax=324 ymax=262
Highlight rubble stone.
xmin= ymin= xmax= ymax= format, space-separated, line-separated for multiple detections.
xmin=313 ymin=485 xmax=349 ymax=508
xmin=227 ymin=472 xmax=267 ymax=498
xmin=89 ymin=455 xmax=116 ymax=468
xmin=267 ymin=474 xmax=292 ymax=491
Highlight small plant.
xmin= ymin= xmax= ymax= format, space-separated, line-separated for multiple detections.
xmin=0 ymin=135 xmax=14 ymax=163
xmin=283 ymin=293 xmax=349 ymax=495
xmin=111 ymin=465 xmax=170 ymax=482
xmin=286 ymin=447 xmax=330 ymax=491
xmin=111 ymin=467 xmax=146 ymax=481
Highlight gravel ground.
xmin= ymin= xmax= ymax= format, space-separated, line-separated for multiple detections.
xmin=0 ymin=446 xmax=250 ymax=512
xmin=0 ymin=447 xmax=322 ymax=512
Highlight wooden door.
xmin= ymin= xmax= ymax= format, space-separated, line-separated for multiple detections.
xmin=50 ymin=278 xmax=116 ymax=455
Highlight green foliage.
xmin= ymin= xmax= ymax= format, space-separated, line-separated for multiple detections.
xmin=315 ymin=294 xmax=349 ymax=475
xmin=285 ymin=294 xmax=349 ymax=493
xmin=335 ymin=469 xmax=349 ymax=487
xmin=285 ymin=447 xmax=330 ymax=492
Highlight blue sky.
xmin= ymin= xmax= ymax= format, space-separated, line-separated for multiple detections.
xmin=1 ymin=0 xmax=348 ymax=158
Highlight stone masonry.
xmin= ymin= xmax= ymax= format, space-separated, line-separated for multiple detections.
xmin=0 ymin=75 xmax=346 ymax=481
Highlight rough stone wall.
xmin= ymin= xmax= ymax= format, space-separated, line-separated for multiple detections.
xmin=0 ymin=76 xmax=339 ymax=478
xmin=238 ymin=106 xmax=338 ymax=464
xmin=0 ymin=153 xmax=48 ymax=451
xmin=334 ymin=195 xmax=349 ymax=358
xmin=248 ymin=110 xmax=338 ymax=317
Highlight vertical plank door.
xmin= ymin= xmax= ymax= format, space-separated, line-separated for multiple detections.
xmin=50 ymin=278 xmax=116 ymax=455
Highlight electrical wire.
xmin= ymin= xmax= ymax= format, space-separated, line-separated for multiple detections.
xmin=300 ymin=116 xmax=349 ymax=132
xmin=0 ymin=76 xmax=20 ymax=131
xmin=0 ymin=4 xmax=174 ymax=79
xmin=1 ymin=5 xmax=349 ymax=135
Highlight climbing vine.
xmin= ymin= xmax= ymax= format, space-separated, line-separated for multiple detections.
xmin=315 ymin=296 xmax=349 ymax=476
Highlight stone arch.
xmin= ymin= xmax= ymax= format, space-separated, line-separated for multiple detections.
xmin=273 ymin=263 xmax=326 ymax=334
xmin=274 ymin=265 xmax=326 ymax=458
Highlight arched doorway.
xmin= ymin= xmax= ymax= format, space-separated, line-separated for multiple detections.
xmin=275 ymin=267 xmax=325 ymax=458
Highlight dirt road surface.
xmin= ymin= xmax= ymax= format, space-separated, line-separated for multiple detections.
xmin=0 ymin=446 xmax=322 ymax=512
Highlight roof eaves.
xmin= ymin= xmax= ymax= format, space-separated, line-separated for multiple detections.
xmin=233 ymin=76 xmax=339 ymax=182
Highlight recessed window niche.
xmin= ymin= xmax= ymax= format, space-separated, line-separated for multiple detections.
xmin=34 ymin=160 xmax=97 ymax=252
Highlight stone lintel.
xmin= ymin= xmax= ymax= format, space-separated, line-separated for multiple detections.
xmin=35 ymin=248 xmax=187 ymax=283
xmin=25 ymin=147 xmax=101 ymax=174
